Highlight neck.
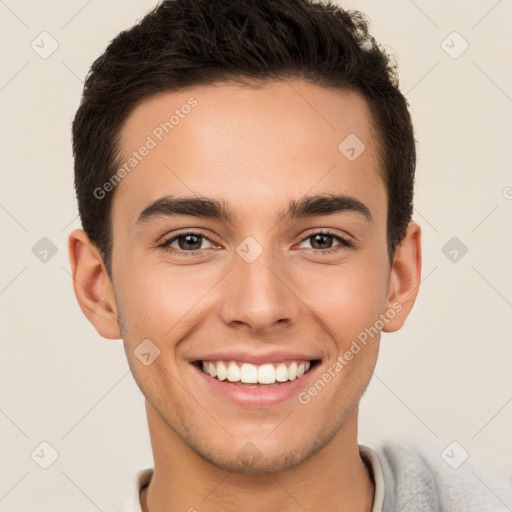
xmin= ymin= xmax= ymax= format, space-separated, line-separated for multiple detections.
xmin=141 ymin=402 xmax=374 ymax=512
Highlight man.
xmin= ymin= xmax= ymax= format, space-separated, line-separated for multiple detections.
xmin=68 ymin=0 xmax=512 ymax=510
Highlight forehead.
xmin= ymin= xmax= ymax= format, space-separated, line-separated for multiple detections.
xmin=113 ymin=79 xmax=385 ymax=226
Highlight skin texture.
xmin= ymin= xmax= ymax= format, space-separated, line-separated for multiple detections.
xmin=69 ymin=79 xmax=421 ymax=511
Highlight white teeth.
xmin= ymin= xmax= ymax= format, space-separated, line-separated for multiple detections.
xmin=208 ymin=362 xmax=217 ymax=378
xmin=216 ymin=361 xmax=227 ymax=381
xmin=240 ymin=363 xmax=258 ymax=383
xmin=199 ymin=359 xmax=313 ymax=384
xmin=275 ymin=363 xmax=289 ymax=382
xmin=288 ymin=361 xmax=297 ymax=380
xmin=227 ymin=361 xmax=240 ymax=382
xmin=257 ymin=364 xmax=275 ymax=384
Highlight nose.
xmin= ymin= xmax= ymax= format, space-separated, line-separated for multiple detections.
xmin=218 ymin=249 xmax=301 ymax=335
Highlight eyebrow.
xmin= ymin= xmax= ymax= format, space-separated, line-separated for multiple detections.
xmin=135 ymin=193 xmax=372 ymax=225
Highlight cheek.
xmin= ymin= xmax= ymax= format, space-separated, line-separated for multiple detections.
xmin=114 ymin=262 xmax=222 ymax=341
xmin=294 ymin=257 xmax=390 ymax=344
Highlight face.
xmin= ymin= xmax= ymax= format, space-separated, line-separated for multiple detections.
xmin=106 ymin=80 xmax=402 ymax=473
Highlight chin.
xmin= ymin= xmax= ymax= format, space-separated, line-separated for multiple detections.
xmin=203 ymin=449 xmax=308 ymax=474
xmin=191 ymin=433 xmax=325 ymax=475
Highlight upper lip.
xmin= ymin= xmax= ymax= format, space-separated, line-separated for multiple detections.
xmin=190 ymin=349 xmax=321 ymax=365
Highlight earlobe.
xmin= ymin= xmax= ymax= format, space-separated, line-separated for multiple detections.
xmin=383 ymin=222 xmax=422 ymax=333
xmin=68 ymin=229 xmax=122 ymax=340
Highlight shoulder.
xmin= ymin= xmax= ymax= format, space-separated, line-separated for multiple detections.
xmin=373 ymin=440 xmax=512 ymax=512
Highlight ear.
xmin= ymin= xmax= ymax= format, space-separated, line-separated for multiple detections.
xmin=68 ymin=228 xmax=121 ymax=340
xmin=382 ymin=222 xmax=422 ymax=333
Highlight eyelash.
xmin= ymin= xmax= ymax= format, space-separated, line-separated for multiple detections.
xmin=158 ymin=229 xmax=353 ymax=257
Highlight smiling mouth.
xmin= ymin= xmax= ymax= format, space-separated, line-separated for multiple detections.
xmin=194 ymin=359 xmax=321 ymax=386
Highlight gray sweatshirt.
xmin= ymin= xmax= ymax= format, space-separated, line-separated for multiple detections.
xmin=361 ymin=441 xmax=512 ymax=511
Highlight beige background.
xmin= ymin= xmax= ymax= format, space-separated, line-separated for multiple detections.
xmin=1 ymin=0 xmax=511 ymax=510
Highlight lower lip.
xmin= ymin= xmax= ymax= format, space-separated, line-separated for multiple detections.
xmin=192 ymin=363 xmax=320 ymax=408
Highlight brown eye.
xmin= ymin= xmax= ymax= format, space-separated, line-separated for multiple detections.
xmin=298 ymin=231 xmax=352 ymax=252
xmin=176 ymin=234 xmax=203 ymax=250
xmin=310 ymin=233 xmax=335 ymax=250
xmin=162 ymin=232 xmax=215 ymax=253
